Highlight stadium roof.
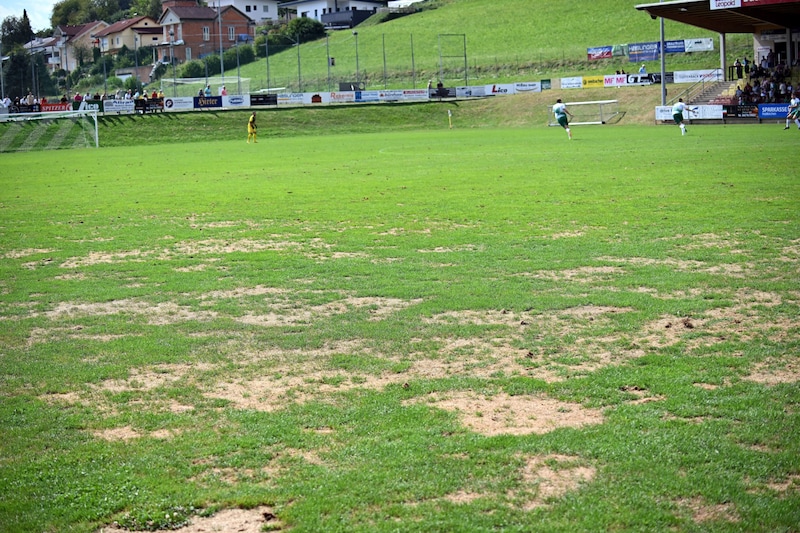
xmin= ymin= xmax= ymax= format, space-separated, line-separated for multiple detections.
xmin=635 ymin=0 xmax=800 ymax=34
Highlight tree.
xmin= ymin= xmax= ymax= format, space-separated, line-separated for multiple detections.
xmin=129 ymin=0 xmax=162 ymax=21
xmin=51 ymin=0 xmax=90 ymax=27
xmin=1 ymin=12 xmax=35 ymax=49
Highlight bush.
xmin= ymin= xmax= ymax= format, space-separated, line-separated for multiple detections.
xmin=180 ymin=59 xmax=206 ymax=78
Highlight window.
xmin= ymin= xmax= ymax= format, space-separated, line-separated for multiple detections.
xmin=245 ymin=5 xmax=250 ymax=11
xmin=203 ymin=26 xmax=210 ymax=41
xmin=186 ymin=47 xmax=192 ymax=60
xmin=228 ymin=26 xmax=235 ymax=41
xmin=263 ymin=5 xmax=268 ymax=12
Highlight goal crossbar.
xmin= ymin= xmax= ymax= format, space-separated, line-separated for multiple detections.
xmin=0 ymin=109 xmax=99 ymax=150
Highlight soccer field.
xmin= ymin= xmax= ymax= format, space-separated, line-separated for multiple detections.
xmin=1 ymin=124 xmax=798 ymax=532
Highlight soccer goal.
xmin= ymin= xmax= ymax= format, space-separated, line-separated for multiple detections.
xmin=0 ymin=109 xmax=99 ymax=153
xmin=548 ymin=99 xmax=620 ymax=126
xmin=159 ymin=76 xmax=251 ymax=97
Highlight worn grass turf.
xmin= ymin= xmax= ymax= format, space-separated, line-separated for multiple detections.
xmin=0 ymin=123 xmax=798 ymax=532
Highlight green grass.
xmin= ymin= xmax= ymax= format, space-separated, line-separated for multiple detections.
xmin=1 ymin=121 xmax=798 ymax=532
xmin=186 ymin=0 xmax=752 ymax=93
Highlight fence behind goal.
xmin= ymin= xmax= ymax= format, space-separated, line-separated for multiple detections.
xmin=0 ymin=110 xmax=99 ymax=153
xmin=548 ymin=100 xmax=620 ymax=126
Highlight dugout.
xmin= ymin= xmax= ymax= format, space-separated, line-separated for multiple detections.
xmin=635 ymin=0 xmax=800 ymax=82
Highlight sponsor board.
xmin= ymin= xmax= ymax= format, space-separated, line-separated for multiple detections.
xmin=327 ymin=91 xmax=355 ymax=104
xmin=355 ymin=90 xmax=381 ymax=103
xmin=665 ymin=40 xmax=686 ymax=54
xmin=587 ymin=46 xmax=613 ymax=60
xmin=379 ymin=89 xmax=404 ymax=101
xmin=163 ymin=97 xmax=195 ymax=111
xmin=759 ymin=103 xmax=789 ymax=118
xmin=710 ymin=0 xmax=741 ymax=8
xmin=102 ymin=99 xmax=135 ymax=113
xmin=456 ymin=86 xmax=486 ymax=98
xmin=195 ymin=96 xmax=222 ymax=109
xmin=626 ymin=74 xmax=654 ymax=86
xmin=486 ymin=84 xmax=516 ymax=95
xmin=604 ymin=74 xmax=628 ymax=87
xmin=223 ymin=95 xmax=250 ymax=107
xmin=628 ymin=41 xmax=660 ymax=62
xmin=560 ymin=77 xmax=583 ymax=89
xmin=582 ymin=76 xmax=605 ymax=88
xmin=41 ymin=102 xmax=73 ymax=112
xmin=277 ymin=93 xmax=304 ymax=106
xmin=673 ymin=69 xmax=723 ymax=83
xmin=684 ymin=38 xmax=714 ymax=52
xmin=401 ymin=89 xmax=429 ymax=101
xmin=515 ymin=82 xmax=541 ymax=92
xmin=655 ymin=105 xmax=724 ymax=121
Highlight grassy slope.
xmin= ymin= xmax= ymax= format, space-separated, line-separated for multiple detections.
xmin=234 ymin=0 xmax=749 ymax=91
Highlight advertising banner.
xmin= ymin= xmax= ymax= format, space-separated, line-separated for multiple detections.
xmin=673 ymin=69 xmax=723 ymax=83
xmin=587 ymin=46 xmax=613 ymax=60
xmin=629 ymin=42 xmax=660 ymax=62
xmin=355 ymin=90 xmax=381 ymax=103
xmin=626 ymin=73 xmax=654 ymax=86
xmin=194 ymin=96 xmax=222 ymax=109
xmin=327 ymin=91 xmax=355 ymax=104
xmin=223 ymin=94 xmax=250 ymax=108
xmin=456 ymin=86 xmax=485 ymax=98
xmin=486 ymin=84 xmax=516 ymax=95
xmin=102 ymin=99 xmax=135 ymax=113
xmin=684 ymin=38 xmax=714 ymax=52
xmin=400 ymin=89 xmax=429 ymax=101
xmin=759 ymin=103 xmax=789 ymax=118
xmin=656 ymin=105 xmax=724 ymax=120
xmin=604 ymin=74 xmax=628 ymax=87
xmin=560 ymin=77 xmax=583 ymax=89
xmin=582 ymin=76 xmax=605 ymax=88
xmin=163 ymin=97 xmax=194 ymax=111
xmin=41 ymin=102 xmax=73 ymax=112
xmin=515 ymin=82 xmax=542 ymax=93
xmin=277 ymin=93 xmax=304 ymax=106
xmin=710 ymin=0 xmax=741 ymax=8
xmin=665 ymin=40 xmax=686 ymax=54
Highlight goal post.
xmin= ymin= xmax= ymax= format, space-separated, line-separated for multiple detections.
xmin=0 ymin=109 xmax=99 ymax=152
xmin=548 ymin=99 xmax=620 ymax=126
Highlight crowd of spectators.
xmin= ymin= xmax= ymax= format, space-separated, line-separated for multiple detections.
xmin=733 ymin=53 xmax=796 ymax=105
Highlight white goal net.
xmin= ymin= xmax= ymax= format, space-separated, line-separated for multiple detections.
xmin=159 ymin=76 xmax=251 ymax=97
xmin=0 ymin=109 xmax=99 ymax=153
xmin=548 ymin=99 xmax=621 ymax=126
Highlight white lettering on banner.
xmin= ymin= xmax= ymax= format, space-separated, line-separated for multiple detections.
xmin=710 ymin=0 xmax=741 ymax=9
xmin=673 ymin=69 xmax=722 ymax=83
xmin=456 ymin=86 xmax=485 ymax=98
xmin=380 ymin=90 xmax=404 ymax=101
xmin=163 ymin=97 xmax=194 ymax=111
xmin=224 ymin=95 xmax=249 ymax=107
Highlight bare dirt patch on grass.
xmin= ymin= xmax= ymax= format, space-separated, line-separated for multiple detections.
xmin=99 ymin=506 xmax=281 ymax=533
xmin=514 ymin=454 xmax=597 ymax=510
xmin=676 ymin=496 xmax=740 ymax=525
xmin=743 ymin=358 xmax=800 ymax=385
xmin=408 ymin=391 xmax=604 ymax=436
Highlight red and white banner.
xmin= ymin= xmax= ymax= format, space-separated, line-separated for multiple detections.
xmin=41 ymin=103 xmax=72 ymax=112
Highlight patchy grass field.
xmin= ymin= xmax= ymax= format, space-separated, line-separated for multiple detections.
xmin=1 ymin=122 xmax=798 ymax=532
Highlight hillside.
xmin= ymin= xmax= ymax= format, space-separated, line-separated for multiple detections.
xmin=235 ymin=0 xmax=749 ymax=92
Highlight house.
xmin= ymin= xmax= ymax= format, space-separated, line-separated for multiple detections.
xmin=157 ymin=0 xmax=255 ymax=64
xmin=93 ymin=16 xmax=161 ymax=56
xmin=279 ymin=0 xmax=389 ymax=28
xmin=52 ymin=22 xmax=109 ymax=73
xmin=216 ymin=0 xmax=282 ymax=25
xmin=23 ymin=36 xmax=60 ymax=74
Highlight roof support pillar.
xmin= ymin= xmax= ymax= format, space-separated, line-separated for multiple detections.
xmin=787 ymin=28 xmax=793 ymax=68
xmin=720 ymin=32 xmax=727 ymax=81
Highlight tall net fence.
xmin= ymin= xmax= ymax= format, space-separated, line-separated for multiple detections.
xmin=159 ymin=77 xmax=251 ymax=97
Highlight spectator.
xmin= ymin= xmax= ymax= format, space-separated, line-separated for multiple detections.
xmin=1 ymin=96 xmax=11 ymax=108
xmin=74 ymin=92 xmax=82 ymax=102
xmin=743 ymin=56 xmax=750 ymax=75
xmin=151 ymin=90 xmax=158 ymax=99
xmin=639 ymin=63 xmax=646 ymax=75
xmin=221 ymin=85 xmax=227 ymax=96
xmin=26 ymin=92 xmax=34 ymax=106
xmin=734 ymin=58 xmax=743 ymax=79
xmin=204 ymin=85 xmax=212 ymax=97
xmin=735 ymin=85 xmax=743 ymax=104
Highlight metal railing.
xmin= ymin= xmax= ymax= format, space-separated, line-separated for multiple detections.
xmin=667 ymin=68 xmax=724 ymax=105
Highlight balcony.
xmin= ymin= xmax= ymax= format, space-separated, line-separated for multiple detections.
xmin=321 ymin=9 xmax=375 ymax=29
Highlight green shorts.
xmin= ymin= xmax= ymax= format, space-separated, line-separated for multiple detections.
xmin=557 ymin=115 xmax=569 ymax=128
xmin=673 ymin=112 xmax=684 ymax=125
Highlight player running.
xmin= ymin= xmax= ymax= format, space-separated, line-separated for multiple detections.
xmin=247 ymin=111 xmax=257 ymax=143
xmin=671 ymin=98 xmax=696 ymax=136
xmin=552 ymin=99 xmax=574 ymax=140
xmin=784 ymin=93 xmax=800 ymax=130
